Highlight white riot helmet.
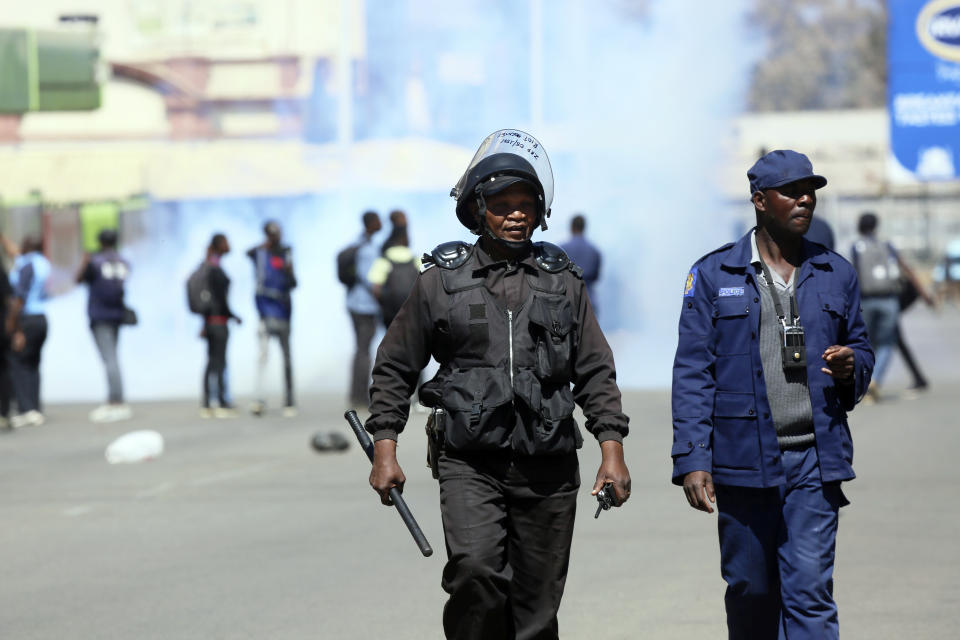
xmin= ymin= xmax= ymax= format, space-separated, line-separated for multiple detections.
xmin=450 ymin=129 xmax=554 ymax=236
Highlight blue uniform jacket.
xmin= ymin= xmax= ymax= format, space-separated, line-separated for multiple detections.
xmin=671 ymin=231 xmax=874 ymax=488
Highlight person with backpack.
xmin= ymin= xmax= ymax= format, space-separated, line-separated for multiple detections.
xmin=343 ymin=210 xmax=382 ymax=408
xmin=193 ymin=233 xmax=241 ymax=418
xmin=368 ymin=217 xmax=421 ymax=328
xmin=247 ymin=220 xmax=297 ymax=417
xmin=851 ymin=212 xmax=928 ymax=400
xmin=76 ymin=229 xmax=134 ymax=423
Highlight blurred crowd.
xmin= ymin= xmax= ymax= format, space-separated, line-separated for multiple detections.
xmin=2 ymin=201 xmax=956 ymax=430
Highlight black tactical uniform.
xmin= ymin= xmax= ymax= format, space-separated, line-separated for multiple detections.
xmin=366 ymin=237 xmax=628 ymax=639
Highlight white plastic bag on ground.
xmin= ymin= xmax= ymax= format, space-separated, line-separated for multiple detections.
xmin=105 ymin=430 xmax=165 ymax=464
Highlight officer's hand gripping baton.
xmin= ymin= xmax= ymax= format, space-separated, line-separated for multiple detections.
xmin=344 ymin=410 xmax=433 ymax=557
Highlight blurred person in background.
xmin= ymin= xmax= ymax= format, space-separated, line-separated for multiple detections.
xmin=933 ymin=237 xmax=960 ymax=304
xmin=200 ymin=233 xmax=241 ymax=418
xmin=895 ymin=276 xmax=936 ymax=395
xmin=370 ymin=212 xmax=420 ymax=328
xmin=76 ymin=229 xmax=133 ymax=423
xmin=247 ymin=220 xmax=297 ymax=418
xmin=2 ymin=233 xmax=50 ymax=428
xmin=382 ymin=209 xmax=408 ymax=253
xmin=560 ymin=213 xmax=602 ymax=312
xmin=346 ymin=210 xmax=382 ymax=409
xmin=804 ymin=215 xmax=835 ymax=251
xmin=852 ymin=212 xmax=930 ymax=400
xmin=0 ymin=263 xmax=12 ymax=429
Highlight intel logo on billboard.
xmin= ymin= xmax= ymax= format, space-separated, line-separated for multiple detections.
xmin=917 ymin=0 xmax=960 ymax=62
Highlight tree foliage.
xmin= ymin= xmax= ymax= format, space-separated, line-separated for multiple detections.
xmin=747 ymin=0 xmax=887 ymax=111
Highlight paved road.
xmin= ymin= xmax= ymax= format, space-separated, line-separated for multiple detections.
xmin=2 ymin=304 xmax=958 ymax=639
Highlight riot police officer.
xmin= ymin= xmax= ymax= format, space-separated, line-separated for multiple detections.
xmin=365 ymin=130 xmax=631 ymax=640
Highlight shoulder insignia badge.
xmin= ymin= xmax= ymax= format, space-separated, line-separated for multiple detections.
xmin=683 ymin=267 xmax=698 ymax=298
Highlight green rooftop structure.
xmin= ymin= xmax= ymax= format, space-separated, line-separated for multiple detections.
xmin=0 ymin=27 xmax=102 ymax=113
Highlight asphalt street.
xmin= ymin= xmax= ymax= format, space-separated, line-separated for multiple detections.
xmin=2 ymin=304 xmax=958 ymax=639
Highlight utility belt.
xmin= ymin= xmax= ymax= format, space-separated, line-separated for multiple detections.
xmin=424 ymin=407 xmax=446 ymax=480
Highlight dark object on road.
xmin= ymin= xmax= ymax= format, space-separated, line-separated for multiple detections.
xmin=343 ymin=409 xmax=433 ymax=557
xmin=594 ymin=482 xmax=621 ymax=518
xmin=310 ymin=431 xmax=350 ymax=453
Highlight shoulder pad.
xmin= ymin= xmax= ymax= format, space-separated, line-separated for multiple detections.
xmin=532 ymin=241 xmax=570 ymax=273
xmin=428 ymin=241 xmax=473 ymax=270
xmin=695 ymin=241 xmax=735 ymax=265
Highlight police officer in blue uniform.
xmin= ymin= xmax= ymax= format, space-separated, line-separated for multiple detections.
xmin=671 ymin=150 xmax=874 ymax=640
xmin=365 ymin=130 xmax=631 ymax=640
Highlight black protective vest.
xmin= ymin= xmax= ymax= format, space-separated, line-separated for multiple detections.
xmin=424 ymin=242 xmax=584 ymax=456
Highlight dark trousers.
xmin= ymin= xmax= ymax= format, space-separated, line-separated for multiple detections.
xmin=0 ymin=342 xmax=10 ymax=418
xmin=438 ymin=450 xmax=579 ymax=640
xmin=203 ymin=324 xmax=229 ymax=407
xmin=91 ymin=322 xmax=124 ymax=404
xmin=8 ymin=314 xmax=48 ymax=413
xmin=716 ymin=446 xmax=848 ymax=640
xmin=349 ymin=311 xmax=377 ymax=406
xmin=896 ymin=323 xmax=927 ymax=388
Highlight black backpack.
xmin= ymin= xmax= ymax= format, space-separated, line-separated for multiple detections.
xmin=186 ymin=262 xmax=213 ymax=315
xmin=379 ymin=257 xmax=419 ymax=327
xmin=336 ymin=243 xmax=361 ymax=288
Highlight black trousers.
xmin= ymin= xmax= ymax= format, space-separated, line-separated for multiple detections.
xmin=438 ymin=450 xmax=579 ymax=640
xmin=8 ymin=314 xmax=48 ymax=413
xmin=349 ymin=311 xmax=378 ymax=406
xmin=203 ymin=324 xmax=229 ymax=407
xmin=0 ymin=339 xmax=11 ymax=418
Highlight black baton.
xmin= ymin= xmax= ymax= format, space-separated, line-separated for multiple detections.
xmin=344 ymin=410 xmax=433 ymax=557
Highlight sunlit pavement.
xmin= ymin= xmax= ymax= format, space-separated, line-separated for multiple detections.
xmin=2 ymin=304 xmax=959 ymax=640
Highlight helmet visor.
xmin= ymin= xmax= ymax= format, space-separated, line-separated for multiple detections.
xmin=452 ymin=129 xmax=554 ymax=211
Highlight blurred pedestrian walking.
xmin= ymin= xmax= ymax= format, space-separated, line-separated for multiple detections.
xmin=804 ymin=214 xmax=836 ymax=250
xmin=2 ymin=234 xmax=50 ymax=428
xmin=893 ymin=238 xmax=937 ymax=395
xmin=247 ymin=220 xmax=297 ymax=417
xmin=76 ymin=229 xmax=134 ymax=423
xmin=896 ymin=281 xmax=935 ymax=395
xmin=369 ymin=211 xmax=420 ymax=328
xmin=0 ymin=263 xmax=12 ymax=429
xmin=934 ymin=238 xmax=960 ymax=304
xmin=852 ymin=212 xmax=928 ymax=400
xmin=342 ymin=210 xmax=382 ymax=408
xmin=560 ymin=214 xmax=602 ymax=311
xmin=190 ymin=233 xmax=242 ymax=418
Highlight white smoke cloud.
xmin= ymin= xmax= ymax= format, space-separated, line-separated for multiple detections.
xmin=40 ymin=0 xmax=757 ymax=403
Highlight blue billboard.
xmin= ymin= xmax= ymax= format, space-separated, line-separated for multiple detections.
xmin=889 ymin=0 xmax=960 ymax=180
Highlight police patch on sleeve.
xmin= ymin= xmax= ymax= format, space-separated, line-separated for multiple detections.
xmin=718 ymin=287 xmax=744 ymax=297
xmin=683 ymin=267 xmax=698 ymax=298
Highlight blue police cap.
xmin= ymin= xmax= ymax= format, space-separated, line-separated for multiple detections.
xmin=747 ymin=149 xmax=827 ymax=195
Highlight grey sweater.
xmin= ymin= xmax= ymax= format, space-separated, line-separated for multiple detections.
xmin=756 ymin=269 xmax=816 ymax=450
